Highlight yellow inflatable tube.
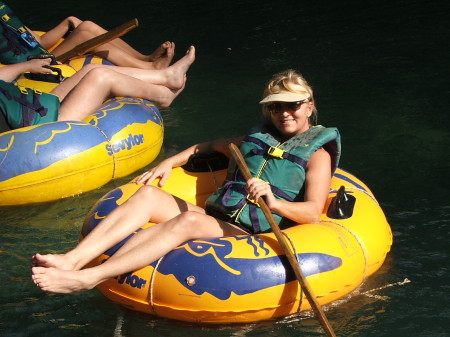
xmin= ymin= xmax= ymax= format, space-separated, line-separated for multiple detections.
xmin=0 ymin=97 xmax=163 ymax=205
xmin=82 ymin=154 xmax=393 ymax=323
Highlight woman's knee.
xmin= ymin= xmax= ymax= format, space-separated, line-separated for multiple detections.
xmin=132 ymin=185 xmax=162 ymax=204
xmin=171 ymin=211 xmax=207 ymax=235
xmin=83 ymin=67 xmax=115 ymax=86
xmin=78 ymin=20 xmax=103 ymax=34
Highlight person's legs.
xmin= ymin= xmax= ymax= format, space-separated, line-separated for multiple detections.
xmin=51 ymin=46 xmax=194 ymax=120
xmin=68 ymin=21 xmax=168 ymax=62
xmin=50 ymin=43 xmax=186 ymax=99
xmin=32 ymin=184 xmax=202 ymax=271
xmin=51 ymin=21 xmax=174 ymax=69
xmin=31 ymin=209 xmax=247 ymax=294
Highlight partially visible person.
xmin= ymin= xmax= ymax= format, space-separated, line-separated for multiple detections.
xmin=0 ymin=46 xmax=195 ymax=129
xmin=30 ymin=69 xmax=341 ymax=295
xmin=0 ymin=1 xmax=173 ymax=69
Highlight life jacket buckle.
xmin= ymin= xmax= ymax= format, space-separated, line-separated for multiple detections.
xmin=246 ymin=194 xmax=260 ymax=207
xmin=1 ymin=14 xmax=10 ymax=22
xmin=18 ymin=26 xmax=26 ymax=34
xmin=268 ymin=146 xmax=285 ymax=159
xmin=18 ymin=86 xmax=28 ymax=95
xmin=33 ymin=88 xmax=42 ymax=95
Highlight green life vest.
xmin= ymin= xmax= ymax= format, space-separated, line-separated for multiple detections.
xmin=0 ymin=2 xmax=47 ymax=64
xmin=205 ymin=123 xmax=341 ymax=233
xmin=0 ymin=80 xmax=60 ymax=129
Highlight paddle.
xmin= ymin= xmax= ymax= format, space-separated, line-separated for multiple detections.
xmin=228 ymin=143 xmax=337 ymax=337
xmin=55 ymin=18 xmax=139 ymax=63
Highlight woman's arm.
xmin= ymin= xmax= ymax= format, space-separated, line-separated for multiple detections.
xmin=247 ymin=147 xmax=332 ymax=224
xmin=0 ymin=58 xmax=53 ymax=82
xmin=136 ymin=136 xmax=244 ymax=186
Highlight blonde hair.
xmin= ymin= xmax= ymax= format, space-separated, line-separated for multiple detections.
xmin=262 ymin=69 xmax=318 ymax=124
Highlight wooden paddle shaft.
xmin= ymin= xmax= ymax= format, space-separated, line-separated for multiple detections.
xmin=56 ymin=18 xmax=139 ymax=63
xmin=228 ymin=143 xmax=337 ymax=337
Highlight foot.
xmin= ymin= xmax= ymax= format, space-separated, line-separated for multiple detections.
xmin=158 ymin=76 xmax=187 ymax=108
xmin=31 ymin=267 xmax=96 ymax=294
xmin=149 ymin=41 xmax=175 ymax=69
xmin=31 ymin=253 xmax=76 ymax=271
xmin=162 ymin=46 xmax=196 ymax=90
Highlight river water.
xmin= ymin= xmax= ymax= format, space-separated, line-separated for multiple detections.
xmin=1 ymin=0 xmax=449 ymax=336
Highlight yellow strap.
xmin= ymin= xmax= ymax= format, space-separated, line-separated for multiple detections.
xmin=18 ymin=86 xmax=28 ymax=94
xmin=268 ymin=146 xmax=285 ymax=159
xmin=18 ymin=26 xmax=26 ymax=33
xmin=246 ymin=194 xmax=261 ymax=207
xmin=1 ymin=14 xmax=9 ymax=22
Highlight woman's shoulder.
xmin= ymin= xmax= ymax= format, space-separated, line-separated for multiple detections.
xmin=307 ymin=147 xmax=332 ymax=170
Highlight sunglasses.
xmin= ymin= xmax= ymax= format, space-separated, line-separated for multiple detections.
xmin=266 ymin=100 xmax=309 ymax=114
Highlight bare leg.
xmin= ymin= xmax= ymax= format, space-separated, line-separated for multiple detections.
xmin=51 ymin=45 xmax=193 ymax=100
xmin=50 ymin=21 xmax=174 ymax=69
xmin=51 ymin=46 xmax=194 ymax=119
xmin=31 ymin=185 xmax=201 ymax=271
xmin=31 ymin=209 xmax=247 ymax=294
xmin=58 ymin=72 xmax=185 ymax=120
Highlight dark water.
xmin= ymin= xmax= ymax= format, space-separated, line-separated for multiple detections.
xmin=1 ymin=0 xmax=449 ymax=336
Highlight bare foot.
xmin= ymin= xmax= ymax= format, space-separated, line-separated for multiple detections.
xmin=151 ymin=42 xmax=175 ymax=70
xmin=148 ymin=41 xmax=171 ymax=61
xmin=31 ymin=253 xmax=76 ymax=271
xmin=31 ymin=267 xmax=97 ymax=294
xmin=158 ymin=76 xmax=187 ymax=108
xmin=162 ymin=46 xmax=196 ymax=90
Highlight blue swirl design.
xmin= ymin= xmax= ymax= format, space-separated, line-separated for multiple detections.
xmin=0 ymin=122 xmax=104 ymax=181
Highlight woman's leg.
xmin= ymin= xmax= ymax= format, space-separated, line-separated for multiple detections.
xmin=51 ymin=46 xmax=195 ymax=120
xmin=64 ymin=21 xmax=167 ymax=62
xmin=32 ymin=184 xmax=204 ymax=271
xmin=50 ymin=21 xmax=174 ymax=69
xmin=29 ymin=16 xmax=82 ymax=50
xmin=31 ymin=210 xmax=247 ymax=294
xmin=50 ymin=42 xmax=179 ymax=99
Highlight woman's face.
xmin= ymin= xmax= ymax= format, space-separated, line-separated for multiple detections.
xmin=267 ymin=100 xmax=313 ymax=140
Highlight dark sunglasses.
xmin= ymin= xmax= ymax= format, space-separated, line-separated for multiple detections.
xmin=266 ymin=100 xmax=309 ymax=114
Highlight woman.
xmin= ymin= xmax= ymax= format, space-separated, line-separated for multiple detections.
xmin=31 ymin=69 xmax=341 ymax=294
xmin=0 ymin=45 xmax=194 ymax=129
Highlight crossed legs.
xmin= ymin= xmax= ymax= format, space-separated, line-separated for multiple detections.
xmin=48 ymin=20 xmax=174 ymax=69
xmin=31 ymin=185 xmax=247 ymax=294
xmin=51 ymin=45 xmax=195 ymax=121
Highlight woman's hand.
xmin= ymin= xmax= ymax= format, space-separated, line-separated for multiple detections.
xmin=245 ymin=178 xmax=278 ymax=209
xmin=136 ymin=159 xmax=173 ymax=186
xmin=26 ymin=58 xmax=53 ymax=74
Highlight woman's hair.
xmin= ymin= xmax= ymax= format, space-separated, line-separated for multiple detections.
xmin=262 ymin=69 xmax=318 ymax=125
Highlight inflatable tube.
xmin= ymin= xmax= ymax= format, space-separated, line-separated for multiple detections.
xmin=82 ymin=154 xmax=393 ymax=323
xmin=0 ymin=96 xmax=163 ymax=205
xmin=14 ymin=54 xmax=115 ymax=93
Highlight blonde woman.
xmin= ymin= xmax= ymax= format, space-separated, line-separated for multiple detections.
xmin=31 ymin=69 xmax=341 ymax=294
